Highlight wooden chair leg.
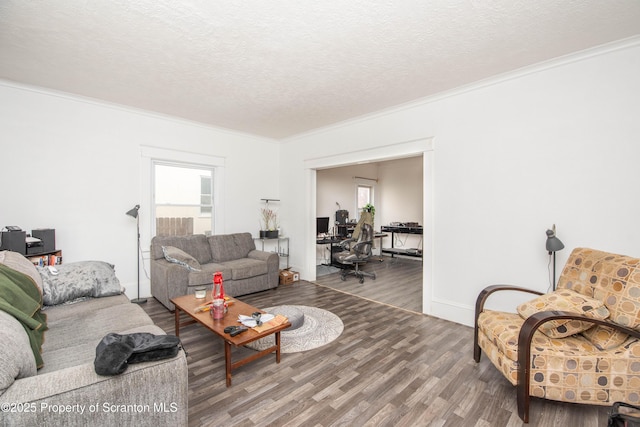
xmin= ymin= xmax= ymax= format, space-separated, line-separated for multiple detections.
xmin=517 ymin=381 xmax=530 ymax=424
xmin=473 ymin=289 xmax=488 ymax=363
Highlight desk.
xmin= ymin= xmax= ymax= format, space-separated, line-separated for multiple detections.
xmin=316 ymin=233 xmax=388 ymax=267
xmin=316 ymin=236 xmax=343 ymax=266
xmin=380 ymin=225 xmax=423 ymax=258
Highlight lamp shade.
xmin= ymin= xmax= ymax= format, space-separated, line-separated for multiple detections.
xmin=126 ymin=205 xmax=140 ymax=218
xmin=545 ymin=228 xmax=565 ymax=252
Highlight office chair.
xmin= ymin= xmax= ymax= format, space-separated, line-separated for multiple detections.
xmin=333 ymin=222 xmax=376 ymax=283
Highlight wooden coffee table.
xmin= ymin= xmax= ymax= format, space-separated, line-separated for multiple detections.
xmin=171 ymin=292 xmax=291 ymax=386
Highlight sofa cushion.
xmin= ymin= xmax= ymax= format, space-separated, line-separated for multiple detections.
xmin=223 ymin=258 xmax=268 ymax=280
xmin=0 ymin=310 xmax=37 ymax=393
xmin=209 ymin=233 xmax=255 ymax=263
xmin=187 ymin=263 xmax=231 ymax=287
xmin=162 ymin=246 xmax=201 ymax=271
xmin=38 ymin=261 xmax=123 ymax=306
xmin=151 ymin=235 xmax=212 ymax=264
xmin=517 ymin=289 xmax=610 ymax=338
xmin=0 ymin=250 xmax=43 ymax=292
xmin=40 ymin=299 xmax=155 ymax=373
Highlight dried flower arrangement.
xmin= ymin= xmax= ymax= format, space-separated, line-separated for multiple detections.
xmin=260 ymin=208 xmax=278 ymax=231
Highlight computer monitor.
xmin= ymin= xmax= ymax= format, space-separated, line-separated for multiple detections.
xmin=316 ymin=217 xmax=330 ymax=235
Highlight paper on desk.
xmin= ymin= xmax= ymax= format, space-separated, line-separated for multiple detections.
xmin=238 ymin=313 xmax=275 ymax=327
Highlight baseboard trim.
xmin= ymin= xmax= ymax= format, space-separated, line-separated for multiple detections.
xmin=430 ymin=297 xmax=475 ymax=327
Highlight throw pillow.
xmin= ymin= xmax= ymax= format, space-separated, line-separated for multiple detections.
xmin=517 ymin=289 xmax=610 ymax=338
xmin=0 ymin=250 xmax=44 ymax=292
xmin=38 ymin=261 xmax=123 ymax=306
xmin=0 ymin=311 xmax=37 ymax=393
xmin=162 ymin=246 xmax=201 ymax=271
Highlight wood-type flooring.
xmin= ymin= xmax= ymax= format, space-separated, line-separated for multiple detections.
xmin=142 ymin=278 xmax=610 ymax=426
xmin=314 ymin=255 xmax=423 ymax=313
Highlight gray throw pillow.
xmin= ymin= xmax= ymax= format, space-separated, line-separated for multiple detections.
xmin=38 ymin=261 xmax=122 ymax=306
xmin=0 ymin=310 xmax=37 ymax=393
xmin=0 ymin=250 xmax=44 ymax=292
xmin=162 ymin=246 xmax=201 ymax=271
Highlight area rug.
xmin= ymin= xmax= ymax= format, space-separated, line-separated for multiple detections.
xmin=245 ymin=305 xmax=343 ymax=353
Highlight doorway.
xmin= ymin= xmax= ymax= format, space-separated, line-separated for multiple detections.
xmin=315 ymin=156 xmax=423 ymax=312
xmin=303 ymin=137 xmax=434 ymax=316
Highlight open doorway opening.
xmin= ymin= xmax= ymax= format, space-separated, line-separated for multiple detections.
xmin=303 ymin=137 xmax=433 ymax=315
xmin=314 ymin=156 xmax=423 ymax=312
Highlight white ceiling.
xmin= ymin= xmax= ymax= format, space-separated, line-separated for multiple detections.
xmin=1 ymin=1 xmax=640 ymax=139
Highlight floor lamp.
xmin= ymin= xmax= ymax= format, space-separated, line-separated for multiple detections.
xmin=546 ymin=224 xmax=565 ymax=291
xmin=126 ymin=204 xmax=147 ymax=304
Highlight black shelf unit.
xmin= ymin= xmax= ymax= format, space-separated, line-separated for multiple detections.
xmin=380 ymin=225 xmax=423 ymax=258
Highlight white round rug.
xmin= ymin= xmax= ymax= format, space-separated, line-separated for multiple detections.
xmin=246 ymin=305 xmax=343 ymax=353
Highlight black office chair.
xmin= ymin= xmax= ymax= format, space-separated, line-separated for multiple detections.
xmin=333 ymin=223 xmax=376 ymax=283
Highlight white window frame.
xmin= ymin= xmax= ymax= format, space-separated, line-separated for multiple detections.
xmin=200 ymin=174 xmax=213 ymax=216
xmin=152 ymin=161 xmax=214 ymax=234
xmin=354 ymin=177 xmax=376 ymax=219
xmin=140 ymin=146 xmax=225 ymax=257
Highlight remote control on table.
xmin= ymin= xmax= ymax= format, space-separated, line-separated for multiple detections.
xmin=229 ymin=326 xmax=248 ymax=337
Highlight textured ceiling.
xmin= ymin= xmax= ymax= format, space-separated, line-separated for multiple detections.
xmin=1 ymin=1 xmax=640 ymax=139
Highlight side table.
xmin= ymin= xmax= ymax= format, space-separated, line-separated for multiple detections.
xmin=254 ymin=236 xmax=289 ymax=268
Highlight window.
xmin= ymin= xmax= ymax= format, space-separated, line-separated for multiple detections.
xmin=355 ymin=179 xmax=375 ymax=218
xmin=154 ymin=162 xmax=214 ymax=236
xmin=357 ymin=185 xmax=372 ymax=211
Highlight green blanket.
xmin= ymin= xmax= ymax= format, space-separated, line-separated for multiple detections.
xmin=0 ymin=264 xmax=48 ymax=368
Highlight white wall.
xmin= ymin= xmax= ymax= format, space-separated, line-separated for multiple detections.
xmin=376 ymin=156 xmax=423 ymax=252
xmin=0 ymin=82 xmax=279 ymax=300
xmin=281 ymin=38 xmax=640 ymax=326
xmin=316 ymin=163 xmax=378 ymax=227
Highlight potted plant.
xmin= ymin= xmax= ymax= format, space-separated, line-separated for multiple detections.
xmin=363 ymin=203 xmax=375 ymax=219
xmin=259 ymin=207 xmax=279 ymax=238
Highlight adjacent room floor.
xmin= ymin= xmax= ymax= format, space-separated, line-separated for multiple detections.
xmin=315 ymin=255 xmax=422 ymax=313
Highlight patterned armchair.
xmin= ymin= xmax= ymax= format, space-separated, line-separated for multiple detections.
xmin=474 ymin=247 xmax=640 ymax=423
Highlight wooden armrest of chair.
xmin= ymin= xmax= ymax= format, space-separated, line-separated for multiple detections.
xmin=473 ymin=284 xmax=544 ymax=362
xmin=516 ymin=311 xmax=640 ymax=423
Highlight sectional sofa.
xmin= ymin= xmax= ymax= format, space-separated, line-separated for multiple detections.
xmin=0 ymin=251 xmax=188 ymax=426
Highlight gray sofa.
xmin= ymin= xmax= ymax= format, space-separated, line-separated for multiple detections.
xmin=0 ymin=251 xmax=188 ymax=427
xmin=150 ymin=232 xmax=279 ymax=311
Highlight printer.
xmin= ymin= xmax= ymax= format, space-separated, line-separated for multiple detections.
xmin=26 ymin=236 xmax=44 ymax=254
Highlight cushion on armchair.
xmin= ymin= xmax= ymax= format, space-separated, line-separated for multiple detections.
xmin=558 ymin=248 xmax=640 ymax=349
xmin=581 ymin=324 xmax=630 ymax=350
xmin=517 ymin=289 xmax=610 ymax=338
